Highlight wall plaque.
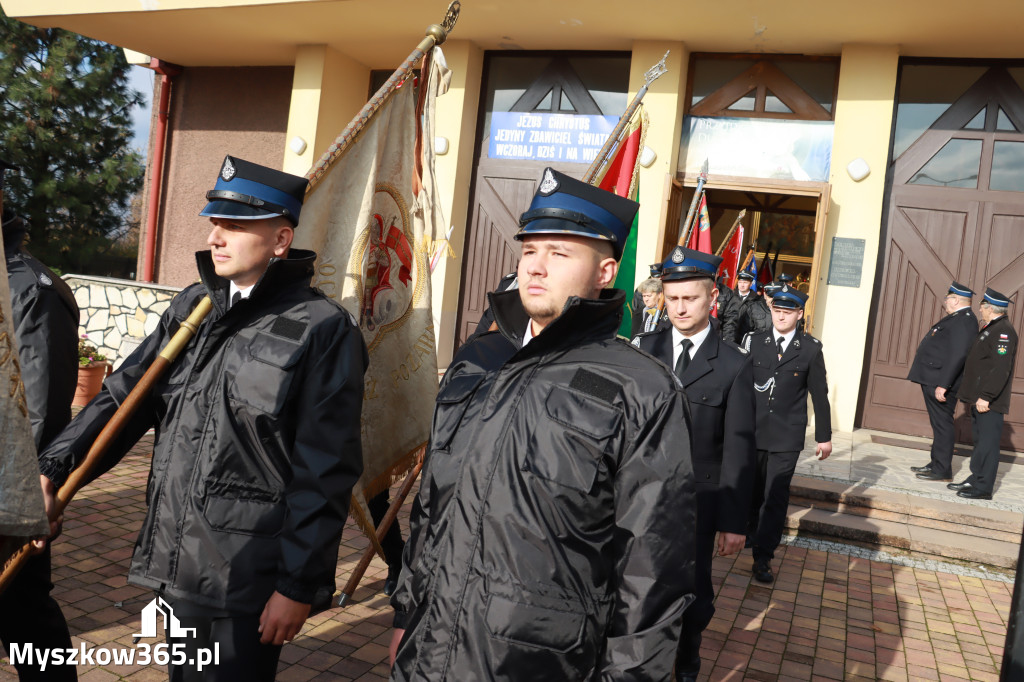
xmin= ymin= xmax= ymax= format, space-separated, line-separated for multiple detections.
xmin=827 ymin=237 xmax=866 ymax=287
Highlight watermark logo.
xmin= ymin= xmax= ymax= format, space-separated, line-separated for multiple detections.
xmin=8 ymin=596 xmax=218 ymax=672
xmin=134 ymin=596 xmax=197 ymax=639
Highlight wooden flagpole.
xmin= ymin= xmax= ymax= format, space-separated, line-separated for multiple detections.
xmin=582 ymin=51 xmax=669 ymax=185
xmin=677 ymin=159 xmax=709 ymax=246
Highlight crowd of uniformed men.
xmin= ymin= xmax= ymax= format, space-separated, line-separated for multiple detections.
xmin=1 ymin=153 xmax=1017 ymax=681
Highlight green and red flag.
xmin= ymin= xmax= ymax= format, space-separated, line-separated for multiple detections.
xmin=590 ymin=106 xmax=647 ymax=337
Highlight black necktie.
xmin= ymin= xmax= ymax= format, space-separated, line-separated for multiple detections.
xmin=675 ymin=339 xmax=693 ymax=379
xmin=776 ymin=336 xmax=785 ymax=360
xmin=231 ymin=291 xmax=242 ymax=308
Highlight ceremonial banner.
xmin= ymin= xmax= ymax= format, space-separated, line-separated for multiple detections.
xmin=687 ymin=192 xmax=712 ymax=254
xmin=719 ymin=224 xmax=745 ymax=289
xmin=593 ymin=106 xmax=646 ymax=338
xmin=0 ymin=250 xmax=48 ymax=552
xmin=296 ymin=49 xmax=450 ymax=498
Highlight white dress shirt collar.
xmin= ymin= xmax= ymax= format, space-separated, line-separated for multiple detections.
xmin=671 ymin=321 xmax=712 ymax=367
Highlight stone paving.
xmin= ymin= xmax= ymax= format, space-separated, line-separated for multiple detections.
xmin=1 ymin=430 xmax=1017 ymax=680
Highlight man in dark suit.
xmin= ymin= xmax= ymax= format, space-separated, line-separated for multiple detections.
xmin=633 ymin=246 xmax=756 ymax=682
xmin=948 ymin=287 xmax=1018 ymax=500
xmin=908 ymin=282 xmax=978 ymax=482
xmin=743 ymin=285 xmax=831 ymax=584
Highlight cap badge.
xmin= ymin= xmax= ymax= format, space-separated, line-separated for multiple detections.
xmin=671 ymin=247 xmax=684 ymax=263
xmin=220 ymin=157 xmax=236 ymax=181
xmin=38 ymin=273 xmax=52 ymax=286
xmin=538 ymin=168 xmax=558 ymax=196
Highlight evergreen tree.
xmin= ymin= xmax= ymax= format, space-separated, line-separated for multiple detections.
xmin=0 ymin=8 xmax=144 ymax=275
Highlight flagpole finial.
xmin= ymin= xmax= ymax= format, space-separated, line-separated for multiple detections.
xmin=424 ymin=1 xmax=461 ymax=48
xmin=644 ymin=51 xmax=670 ymax=87
xmin=700 ymin=158 xmax=709 ymax=181
xmin=441 ymin=0 xmax=461 ymax=34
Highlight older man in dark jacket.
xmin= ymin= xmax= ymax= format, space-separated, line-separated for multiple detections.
xmin=390 ymin=168 xmax=696 ymax=681
xmin=1 ymin=162 xmax=79 ymax=681
xmin=907 ymin=281 xmax=978 ymax=481
xmin=37 ymin=157 xmax=367 ymax=681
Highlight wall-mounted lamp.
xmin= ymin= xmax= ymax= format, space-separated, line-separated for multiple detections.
xmin=289 ymin=136 xmax=307 ymax=155
xmin=846 ymin=157 xmax=870 ymax=182
xmin=435 ymin=137 xmax=450 ymax=155
xmin=639 ymin=145 xmax=657 ymax=168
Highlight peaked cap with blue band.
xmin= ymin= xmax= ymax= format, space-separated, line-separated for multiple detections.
xmin=949 ymin=281 xmax=974 ymax=298
xmin=771 ymin=285 xmax=807 ymax=309
xmin=659 ymin=246 xmax=723 ymax=282
xmin=983 ymin=287 xmax=1012 ymax=307
xmin=777 ymin=273 xmax=794 ymax=283
xmin=515 ymin=168 xmax=639 ymax=260
xmin=200 ymin=156 xmax=309 ymax=226
xmin=736 ymin=270 xmax=755 ymax=282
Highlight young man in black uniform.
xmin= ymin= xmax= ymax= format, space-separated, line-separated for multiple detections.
xmin=908 ymin=282 xmax=978 ymax=482
xmin=36 ymin=157 xmax=368 ymax=681
xmin=0 ymin=159 xmax=79 ymax=681
xmin=734 ymin=269 xmax=771 ymax=344
xmin=632 ymin=246 xmax=756 ymax=682
xmin=743 ymin=286 xmax=831 ymax=584
xmin=390 ymin=168 xmax=696 ymax=681
xmin=948 ymin=287 xmax=1018 ymax=500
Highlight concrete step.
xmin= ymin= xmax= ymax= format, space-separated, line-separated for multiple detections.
xmin=784 ymin=476 xmax=1023 ymax=570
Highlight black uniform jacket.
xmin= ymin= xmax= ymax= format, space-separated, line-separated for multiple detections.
xmin=734 ymin=292 xmax=771 ymax=344
xmin=743 ymin=329 xmax=831 ymax=452
xmin=391 ymin=288 xmax=697 ymax=682
xmin=39 ymin=249 xmax=367 ymax=612
xmin=633 ymin=324 xmax=756 ymax=536
xmin=959 ymin=315 xmax=1018 ymax=414
xmin=4 ymin=216 xmax=79 ymax=450
xmin=716 ymin=284 xmax=741 ymax=343
xmin=907 ymin=306 xmax=978 ymax=392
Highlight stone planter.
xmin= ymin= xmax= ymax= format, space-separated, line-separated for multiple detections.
xmin=74 ymin=362 xmax=112 ymax=407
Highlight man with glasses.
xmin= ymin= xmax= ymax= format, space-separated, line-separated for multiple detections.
xmin=908 ymin=282 xmax=978 ymax=482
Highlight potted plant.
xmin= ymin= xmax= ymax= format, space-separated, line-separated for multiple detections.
xmin=74 ymin=335 xmax=111 ymax=407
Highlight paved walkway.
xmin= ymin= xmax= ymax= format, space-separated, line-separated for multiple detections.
xmin=1 ymin=429 xmax=1017 ymax=681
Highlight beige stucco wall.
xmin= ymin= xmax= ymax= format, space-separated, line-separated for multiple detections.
xmin=429 ymin=40 xmax=484 ymax=369
xmin=149 ymin=66 xmax=294 ymax=287
xmin=815 ymin=44 xmax=900 ymax=432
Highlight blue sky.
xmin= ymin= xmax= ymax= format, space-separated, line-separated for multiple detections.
xmin=127 ymin=65 xmax=154 ymax=156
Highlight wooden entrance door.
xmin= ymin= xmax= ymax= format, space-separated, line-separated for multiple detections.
xmin=861 ymin=67 xmax=1024 ymax=450
xmin=455 ymin=53 xmax=629 ymax=347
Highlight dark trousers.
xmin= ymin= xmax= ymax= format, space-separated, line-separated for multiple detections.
xmin=965 ymin=407 xmax=1004 ymax=495
xmin=922 ymin=384 xmax=957 ymax=477
xmin=0 ymin=544 xmax=76 ymax=682
xmin=367 ymin=490 xmax=406 ymax=570
xmin=166 ymin=609 xmax=281 ymax=682
xmin=674 ymin=530 xmax=715 ymax=678
xmin=749 ymin=449 xmax=800 ymax=563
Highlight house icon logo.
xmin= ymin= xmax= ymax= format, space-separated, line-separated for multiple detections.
xmin=133 ymin=597 xmax=197 ymax=639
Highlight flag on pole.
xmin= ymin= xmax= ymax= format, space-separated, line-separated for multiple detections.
xmin=591 ymin=106 xmax=647 ymax=338
xmin=295 ymin=48 xmax=450 ymax=499
xmin=757 ymin=245 xmax=774 ymax=287
xmin=686 ymin=192 xmax=712 ymax=254
xmin=719 ymin=224 xmax=745 ymax=289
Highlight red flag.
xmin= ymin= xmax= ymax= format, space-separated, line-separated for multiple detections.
xmin=757 ymin=244 xmax=774 ymax=286
xmin=686 ymin=192 xmax=712 ymax=253
xmin=718 ymin=225 xmax=745 ymax=289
